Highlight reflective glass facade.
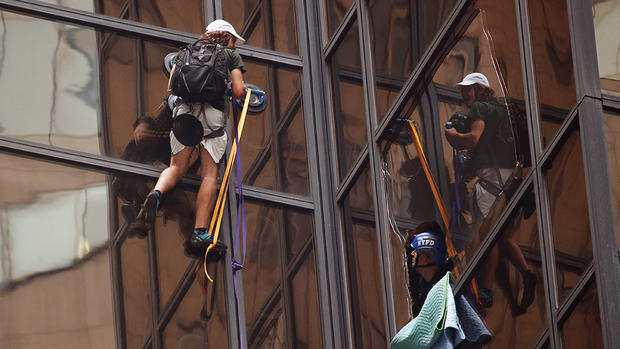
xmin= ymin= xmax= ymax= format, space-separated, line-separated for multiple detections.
xmin=0 ymin=0 xmax=618 ymax=348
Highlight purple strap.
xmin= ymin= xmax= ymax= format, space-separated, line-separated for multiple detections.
xmin=231 ymin=97 xmax=248 ymax=349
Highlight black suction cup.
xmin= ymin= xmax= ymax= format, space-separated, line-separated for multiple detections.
xmin=172 ymin=113 xmax=203 ymax=146
xmin=236 ymin=83 xmax=266 ymax=114
xmin=163 ymin=52 xmax=177 ymax=77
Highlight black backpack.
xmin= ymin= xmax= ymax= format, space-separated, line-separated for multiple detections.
xmin=169 ymin=38 xmax=229 ymax=104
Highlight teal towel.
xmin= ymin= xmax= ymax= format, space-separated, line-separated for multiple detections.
xmin=391 ymin=272 xmax=450 ymax=349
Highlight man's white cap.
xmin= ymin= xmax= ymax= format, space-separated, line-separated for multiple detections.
xmin=206 ymin=19 xmax=245 ymax=44
xmin=456 ymin=72 xmax=490 ymax=88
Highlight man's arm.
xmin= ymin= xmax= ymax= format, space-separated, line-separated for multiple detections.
xmin=230 ymin=68 xmax=246 ymax=99
xmin=444 ymin=118 xmax=485 ymax=149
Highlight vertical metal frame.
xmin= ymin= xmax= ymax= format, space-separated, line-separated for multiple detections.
xmin=355 ymin=0 xmax=397 ymax=341
xmin=566 ymin=0 xmax=620 ymax=347
xmin=515 ymin=0 xmax=562 ymax=346
xmin=297 ymin=0 xmax=349 ymax=347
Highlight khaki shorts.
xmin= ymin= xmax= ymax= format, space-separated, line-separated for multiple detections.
xmin=170 ymin=102 xmax=227 ymax=163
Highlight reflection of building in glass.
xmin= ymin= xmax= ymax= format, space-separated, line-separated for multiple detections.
xmin=0 ymin=0 xmax=618 ymax=348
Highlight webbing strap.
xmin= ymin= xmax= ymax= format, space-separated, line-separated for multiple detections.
xmin=407 ymin=120 xmax=460 ymax=276
xmin=203 ymin=89 xmax=253 ymax=282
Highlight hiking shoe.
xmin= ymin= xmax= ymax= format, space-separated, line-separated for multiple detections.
xmin=143 ymin=190 xmax=160 ymax=228
xmin=520 ymin=270 xmax=537 ymax=310
xmin=478 ymin=288 xmax=494 ymax=308
xmin=184 ymin=229 xmax=227 ymax=259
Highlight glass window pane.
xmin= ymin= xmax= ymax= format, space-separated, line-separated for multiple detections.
xmin=382 ymin=103 xmax=436 ymax=328
xmin=593 ymin=0 xmax=620 ymax=97
xmin=285 ymin=210 xmax=314 ymax=263
xmin=161 ymin=264 xmax=229 ymax=349
xmin=38 ymin=0 xmax=205 ymax=33
xmin=279 ymin=108 xmax=311 ymax=196
xmin=0 ymin=13 xmax=183 ymax=169
xmin=154 ymin=189 xmax=197 ymax=308
xmin=323 ymin=0 xmax=355 ymax=40
xmin=120 ymin=235 xmax=151 ymax=348
xmin=342 ymin=166 xmax=387 ymax=348
xmin=291 ymin=248 xmax=323 ymax=349
xmin=603 ymin=110 xmax=620 ymax=249
xmin=528 ymin=0 xmax=577 ymax=147
xmin=222 ymin=0 xmax=299 ymax=54
xmin=431 ymin=1 xmax=531 ymax=274
xmin=0 ymin=152 xmax=115 ymax=348
xmin=239 ymin=61 xmax=310 ymax=195
xmin=329 ymin=21 xmax=367 ymax=180
xmin=463 ymin=189 xmax=547 ymax=348
xmin=242 ymin=202 xmax=283 ymax=329
xmin=561 ymin=283 xmax=604 ymax=349
xmin=545 ymin=123 xmax=593 ymax=303
xmin=369 ymin=0 xmax=457 ymax=120
xmin=136 ymin=0 xmax=205 ymax=34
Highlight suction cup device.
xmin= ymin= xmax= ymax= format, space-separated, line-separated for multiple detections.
xmin=167 ymin=94 xmax=183 ymax=111
xmin=163 ymin=52 xmax=177 ymax=77
xmin=385 ymin=118 xmax=413 ymax=145
xmin=243 ymin=83 xmax=267 ymax=113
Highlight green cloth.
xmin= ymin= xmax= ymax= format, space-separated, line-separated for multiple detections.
xmin=391 ymin=272 xmax=450 ymax=349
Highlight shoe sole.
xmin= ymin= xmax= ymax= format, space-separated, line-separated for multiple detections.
xmin=184 ymin=240 xmax=227 ymax=260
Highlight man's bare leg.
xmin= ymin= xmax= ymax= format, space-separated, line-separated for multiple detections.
xmin=194 ymin=147 xmax=219 ymax=229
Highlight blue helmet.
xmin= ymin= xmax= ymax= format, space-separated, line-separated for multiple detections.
xmin=410 ymin=232 xmax=447 ymax=267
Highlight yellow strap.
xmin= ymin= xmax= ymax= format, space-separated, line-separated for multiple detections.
xmin=407 ymin=120 xmax=461 ymax=277
xmin=203 ymin=89 xmax=253 ymax=282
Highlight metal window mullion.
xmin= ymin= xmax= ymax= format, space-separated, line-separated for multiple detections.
xmin=146 ymin=229 xmax=162 ymax=349
xmin=356 ymin=0 xmax=396 ymax=341
xmin=515 ymin=0 xmax=562 ymax=347
xmin=335 ymin=146 xmax=369 ymax=202
xmin=566 ymin=0 xmax=620 ymax=346
xmin=297 ymin=0 xmax=349 ymax=347
xmin=423 ymin=85 xmax=452 ymax=222
xmin=322 ymin=3 xmax=357 ymax=60
xmin=576 ymin=97 xmax=620 ymax=349
xmin=535 ymin=160 xmax=565 ymax=349
xmin=556 ymin=262 xmax=595 ymax=322
xmin=204 ymin=0 xmax=215 ymax=24
xmin=111 ymin=235 xmax=128 ymax=349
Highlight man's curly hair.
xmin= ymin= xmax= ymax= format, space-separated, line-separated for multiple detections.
xmin=200 ymin=31 xmax=234 ymax=46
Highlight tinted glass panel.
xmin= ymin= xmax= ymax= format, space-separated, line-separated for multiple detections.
xmin=432 ymin=2 xmax=530 ymax=275
xmin=239 ymin=61 xmax=310 ymax=195
xmin=137 ymin=0 xmax=205 ymax=34
xmin=561 ymin=283 xmax=604 ymax=349
xmin=154 ymin=189 xmax=197 ymax=308
xmin=161 ymin=265 xmax=229 ymax=349
xmin=39 ymin=0 xmax=204 ymax=33
xmin=223 ymin=0 xmax=299 ymax=54
xmin=323 ymin=0 xmax=355 ymax=40
xmin=241 ymin=201 xmax=318 ymax=347
xmin=369 ymin=0 xmax=457 ymax=120
xmin=342 ymin=166 xmax=386 ymax=348
xmin=0 ymin=153 xmax=115 ymax=348
xmin=593 ymin=0 xmax=620 ymax=97
xmin=329 ymin=21 xmax=367 ymax=180
xmin=0 ymin=13 xmax=186 ymax=170
xmin=545 ymin=124 xmax=593 ymax=303
xmin=528 ymin=0 xmax=577 ymax=147
xmin=603 ymin=111 xmax=620 ymax=249
xmin=463 ymin=189 xmax=547 ymax=348
xmin=121 ymin=235 xmax=151 ymax=348
xmin=291 ymin=248 xmax=323 ymax=349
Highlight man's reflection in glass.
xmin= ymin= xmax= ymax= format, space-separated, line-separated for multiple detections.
xmin=112 ymin=103 xmax=195 ymax=239
xmin=444 ymin=73 xmax=536 ymax=311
